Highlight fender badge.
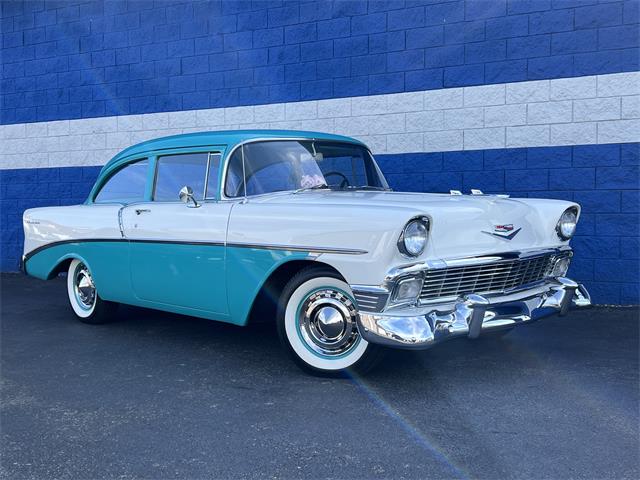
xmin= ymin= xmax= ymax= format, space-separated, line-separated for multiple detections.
xmin=482 ymin=224 xmax=522 ymax=240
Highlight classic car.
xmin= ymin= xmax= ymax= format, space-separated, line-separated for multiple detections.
xmin=22 ymin=130 xmax=591 ymax=374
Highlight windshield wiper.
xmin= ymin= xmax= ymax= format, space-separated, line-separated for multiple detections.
xmin=293 ymin=183 xmax=330 ymax=194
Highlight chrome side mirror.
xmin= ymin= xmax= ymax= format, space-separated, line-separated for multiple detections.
xmin=179 ymin=185 xmax=200 ymax=208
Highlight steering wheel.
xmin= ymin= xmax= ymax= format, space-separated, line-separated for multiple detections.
xmin=324 ymin=171 xmax=350 ymax=188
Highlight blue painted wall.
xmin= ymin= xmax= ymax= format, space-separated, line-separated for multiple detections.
xmin=2 ymin=142 xmax=638 ymax=304
xmin=2 ymin=0 xmax=639 ymax=124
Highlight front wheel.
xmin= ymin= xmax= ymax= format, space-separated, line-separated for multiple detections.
xmin=277 ymin=267 xmax=383 ymax=376
xmin=67 ymin=259 xmax=118 ymax=324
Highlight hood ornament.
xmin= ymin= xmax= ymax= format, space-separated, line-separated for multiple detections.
xmin=482 ymin=224 xmax=522 ymax=240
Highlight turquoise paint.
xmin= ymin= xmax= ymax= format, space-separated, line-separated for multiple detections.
xmin=129 ymin=241 xmax=228 ymax=316
xmin=294 ymin=286 xmax=361 ymax=360
xmin=25 ymin=241 xmax=132 ymax=303
xmin=25 ymin=240 xmax=314 ymax=326
xmin=225 ymin=246 xmax=311 ymax=326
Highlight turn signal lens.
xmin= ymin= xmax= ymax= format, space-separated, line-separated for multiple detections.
xmin=552 ymin=256 xmax=571 ymax=277
xmin=392 ymin=276 xmax=423 ymax=303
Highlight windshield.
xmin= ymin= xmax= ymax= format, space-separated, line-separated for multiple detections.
xmin=224 ymin=140 xmax=389 ymax=198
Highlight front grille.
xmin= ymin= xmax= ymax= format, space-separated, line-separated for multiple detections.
xmin=419 ymin=252 xmax=569 ymax=302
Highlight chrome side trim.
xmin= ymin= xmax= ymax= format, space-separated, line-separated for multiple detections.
xmin=23 ymin=238 xmax=366 ymax=262
xmin=228 ymin=242 xmax=367 ymax=255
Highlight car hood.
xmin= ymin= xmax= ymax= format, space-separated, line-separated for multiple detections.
xmin=252 ymin=190 xmax=576 ymax=259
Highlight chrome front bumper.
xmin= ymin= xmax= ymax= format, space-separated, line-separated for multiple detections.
xmin=356 ymin=277 xmax=591 ymax=349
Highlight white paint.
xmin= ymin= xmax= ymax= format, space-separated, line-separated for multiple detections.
xmin=2 ymin=72 xmax=639 ymax=170
xmin=25 ymin=190 xmax=578 ymax=288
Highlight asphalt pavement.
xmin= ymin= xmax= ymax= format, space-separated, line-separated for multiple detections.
xmin=1 ymin=273 xmax=638 ymax=479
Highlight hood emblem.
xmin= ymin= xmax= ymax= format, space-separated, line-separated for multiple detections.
xmin=483 ymin=224 xmax=522 ymax=240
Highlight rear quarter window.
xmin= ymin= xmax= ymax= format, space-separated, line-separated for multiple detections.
xmin=94 ymin=159 xmax=149 ymax=203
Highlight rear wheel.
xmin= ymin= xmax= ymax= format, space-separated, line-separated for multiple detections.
xmin=67 ymin=259 xmax=118 ymax=324
xmin=277 ymin=266 xmax=383 ymax=376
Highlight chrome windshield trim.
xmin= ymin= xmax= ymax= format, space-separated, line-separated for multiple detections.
xmin=220 ymin=137 xmax=384 ymax=201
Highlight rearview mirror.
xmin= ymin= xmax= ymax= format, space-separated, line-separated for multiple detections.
xmin=179 ymin=185 xmax=200 ymax=208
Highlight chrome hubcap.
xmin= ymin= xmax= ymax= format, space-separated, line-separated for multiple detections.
xmin=73 ymin=263 xmax=96 ymax=310
xmin=299 ymin=289 xmax=359 ymax=357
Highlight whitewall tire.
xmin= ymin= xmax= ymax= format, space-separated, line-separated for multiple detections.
xmin=277 ymin=266 xmax=383 ymax=375
xmin=66 ymin=259 xmax=118 ymax=324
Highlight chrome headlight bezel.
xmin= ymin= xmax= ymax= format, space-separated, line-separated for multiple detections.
xmin=397 ymin=217 xmax=429 ymax=258
xmin=556 ymin=207 xmax=579 ymax=241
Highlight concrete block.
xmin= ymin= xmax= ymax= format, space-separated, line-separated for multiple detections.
xmin=387 ymin=133 xmax=424 ymax=153
xmin=142 ymin=113 xmax=169 ymax=130
xmin=386 ymin=92 xmax=424 ymax=113
xmin=406 ymin=110 xmax=445 ymax=132
xmin=424 ymin=87 xmax=463 ymax=110
xmin=445 ymin=107 xmax=484 ymax=129
xmin=598 ymin=119 xmax=640 ymax=143
xmin=317 ymin=98 xmax=351 ymax=118
xmin=367 ymin=113 xmax=405 ymax=135
xmin=225 ymin=106 xmax=254 ymax=124
xmin=573 ymin=97 xmax=621 ymax=122
xmin=464 ymin=127 xmax=506 ymax=150
xmin=506 ymin=80 xmax=549 ymax=104
xmin=45 ymin=121 xmax=69 ymax=137
xmin=351 ymin=95 xmax=389 ymax=116
xmin=463 ymin=84 xmax=505 ymax=107
xmin=484 ymin=104 xmax=527 ymax=127
xmin=597 ymin=72 xmax=640 ymax=97
xmin=334 ymin=116 xmax=369 ymax=136
xmin=196 ymin=109 xmax=225 ymax=127
xmin=527 ymin=101 xmax=572 ymax=124
xmin=117 ymin=114 xmax=144 ymax=131
xmin=506 ymin=125 xmax=550 ymax=147
xmin=621 ymin=95 xmax=640 ymax=119
xmin=550 ymin=122 xmax=597 ymax=146
xmin=423 ymin=130 xmax=463 ymax=152
xmin=285 ymin=101 xmax=317 ymax=120
xmin=550 ymin=76 xmax=597 ymax=100
xmin=168 ymin=110 xmax=197 ymax=128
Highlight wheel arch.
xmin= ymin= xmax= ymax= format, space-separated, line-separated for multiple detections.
xmin=245 ymin=259 xmax=345 ymax=327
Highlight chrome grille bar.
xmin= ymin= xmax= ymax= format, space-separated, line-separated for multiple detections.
xmin=419 ymin=252 xmax=569 ymax=302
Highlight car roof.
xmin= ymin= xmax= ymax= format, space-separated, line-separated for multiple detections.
xmin=101 ymin=129 xmax=365 ymax=173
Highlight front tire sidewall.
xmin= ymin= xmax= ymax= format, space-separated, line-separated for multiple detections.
xmin=282 ymin=276 xmax=369 ymax=373
xmin=67 ymin=259 xmax=97 ymax=319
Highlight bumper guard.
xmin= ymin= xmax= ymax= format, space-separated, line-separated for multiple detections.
xmin=357 ymin=277 xmax=591 ymax=349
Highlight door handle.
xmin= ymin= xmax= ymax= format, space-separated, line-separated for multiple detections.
xmin=135 ymin=209 xmax=151 ymax=215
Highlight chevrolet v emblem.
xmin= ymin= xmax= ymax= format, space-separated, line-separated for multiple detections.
xmin=482 ymin=224 xmax=522 ymax=240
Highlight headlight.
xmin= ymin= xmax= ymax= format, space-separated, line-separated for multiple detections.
xmin=556 ymin=207 xmax=578 ymax=240
xmin=398 ymin=217 xmax=429 ymax=257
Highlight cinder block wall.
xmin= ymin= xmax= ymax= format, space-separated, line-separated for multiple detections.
xmin=1 ymin=0 xmax=639 ymax=304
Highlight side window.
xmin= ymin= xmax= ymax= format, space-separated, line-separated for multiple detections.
xmin=154 ymin=153 xmax=208 ymax=202
xmin=205 ymin=154 xmax=222 ymax=199
xmin=94 ymin=159 xmax=149 ymax=203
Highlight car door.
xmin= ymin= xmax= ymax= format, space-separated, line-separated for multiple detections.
xmin=120 ymin=150 xmax=233 ymax=317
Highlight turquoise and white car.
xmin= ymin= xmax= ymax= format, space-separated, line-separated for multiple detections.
xmin=22 ymin=130 xmax=591 ymax=375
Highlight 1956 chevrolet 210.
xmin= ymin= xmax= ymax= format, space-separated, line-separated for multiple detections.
xmin=22 ymin=130 xmax=591 ymax=374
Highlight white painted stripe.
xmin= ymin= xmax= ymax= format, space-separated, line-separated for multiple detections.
xmin=1 ymin=72 xmax=638 ymax=170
